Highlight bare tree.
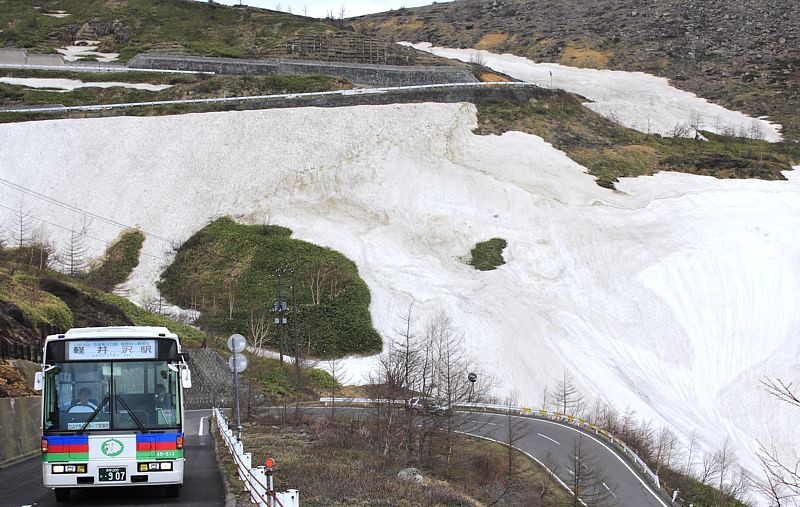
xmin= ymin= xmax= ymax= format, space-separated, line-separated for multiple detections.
xmin=756 ymin=375 xmax=800 ymax=505
xmin=568 ymin=435 xmax=617 ymax=507
xmin=12 ymin=202 xmax=33 ymax=250
xmin=326 ymin=358 xmax=347 ymax=419
xmin=652 ymin=427 xmax=679 ymax=476
xmin=60 ymin=227 xmax=89 ymax=276
xmin=755 ymin=442 xmax=800 ymax=506
xmin=550 ymin=369 xmax=586 ymax=417
xmin=700 ymin=448 xmax=723 ymax=485
xmin=684 ymin=429 xmax=699 ymax=477
xmin=248 ymin=308 xmax=272 ymax=351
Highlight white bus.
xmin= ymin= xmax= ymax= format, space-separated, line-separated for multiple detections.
xmin=35 ymin=327 xmax=192 ymax=502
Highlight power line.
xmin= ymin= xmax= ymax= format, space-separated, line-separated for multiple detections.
xmin=0 ymin=202 xmax=162 ymax=260
xmin=0 ymin=177 xmax=282 ymax=272
xmin=0 ymin=177 xmax=173 ymax=244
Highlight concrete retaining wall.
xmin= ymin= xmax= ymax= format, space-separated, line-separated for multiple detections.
xmin=128 ymin=54 xmax=478 ymax=86
xmin=0 ymin=397 xmax=41 ymax=467
xmin=0 ymin=48 xmax=64 ymax=66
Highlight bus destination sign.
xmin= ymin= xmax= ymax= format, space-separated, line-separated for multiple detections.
xmin=66 ymin=340 xmax=157 ymax=361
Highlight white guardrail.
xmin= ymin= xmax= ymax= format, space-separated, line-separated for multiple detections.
xmin=213 ymin=407 xmax=299 ymax=507
xmin=319 ymin=397 xmax=661 ymax=489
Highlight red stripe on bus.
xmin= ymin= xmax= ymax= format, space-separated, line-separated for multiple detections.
xmin=47 ymin=444 xmax=89 ymax=454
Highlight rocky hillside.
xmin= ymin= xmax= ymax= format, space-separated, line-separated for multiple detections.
xmin=352 ymin=0 xmax=799 ymax=142
xmin=0 ymin=0 xmax=447 ymax=65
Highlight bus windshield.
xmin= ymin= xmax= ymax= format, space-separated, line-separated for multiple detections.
xmin=42 ymin=360 xmax=181 ymax=433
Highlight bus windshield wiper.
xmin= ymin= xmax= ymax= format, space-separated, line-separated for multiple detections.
xmin=77 ymin=396 xmax=110 ymax=435
xmin=115 ymin=395 xmax=147 ymax=433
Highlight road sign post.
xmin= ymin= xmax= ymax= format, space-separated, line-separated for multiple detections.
xmin=227 ymin=334 xmax=248 ymax=441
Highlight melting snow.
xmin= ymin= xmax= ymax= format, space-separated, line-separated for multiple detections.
xmin=0 ymin=77 xmax=172 ymax=92
xmin=56 ymin=41 xmax=119 ymax=63
xmin=406 ymin=42 xmax=783 ymax=142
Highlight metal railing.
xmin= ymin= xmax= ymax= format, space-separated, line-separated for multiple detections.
xmin=212 ymin=407 xmax=299 ymax=507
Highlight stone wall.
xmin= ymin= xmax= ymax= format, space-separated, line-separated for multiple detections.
xmin=128 ymin=54 xmax=478 ymax=86
xmin=183 ymin=348 xmax=235 ymax=409
xmin=0 ymin=397 xmax=41 ymax=467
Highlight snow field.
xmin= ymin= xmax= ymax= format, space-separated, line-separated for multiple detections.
xmin=406 ymin=42 xmax=783 ymax=142
xmin=0 ymin=104 xmax=797 ymax=499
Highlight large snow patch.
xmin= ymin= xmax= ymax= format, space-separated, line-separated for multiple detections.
xmin=0 ymin=104 xmax=797 ymax=484
xmin=406 ymin=43 xmax=783 ymax=142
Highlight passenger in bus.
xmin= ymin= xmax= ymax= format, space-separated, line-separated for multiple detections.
xmin=68 ymin=387 xmax=97 ymax=413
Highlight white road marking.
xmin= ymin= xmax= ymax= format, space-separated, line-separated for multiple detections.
xmin=537 ymin=433 xmax=561 ymax=445
xmin=603 ymin=482 xmax=617 ymax=498
xmin=198 ymin=416 xmax=207 ymax=436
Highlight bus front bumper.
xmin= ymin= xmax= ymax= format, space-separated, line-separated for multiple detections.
xmin=43 ymin=458 xmax=184 ymax=488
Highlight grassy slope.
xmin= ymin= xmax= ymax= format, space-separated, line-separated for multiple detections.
xmin=0 ymin=0 xmax=335 ymax=60
xmin=158 ymin=216 xmax=381 ymax=358
xmin=474 ymin=93 xmax=799 ymax=188
xmin=84 ymin=229 xmax=144 ymax=291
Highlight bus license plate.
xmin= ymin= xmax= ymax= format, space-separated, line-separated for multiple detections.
xmin=98 ymin=467 xmax=126 ymax=482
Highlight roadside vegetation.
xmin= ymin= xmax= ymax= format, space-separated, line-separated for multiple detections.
xmin=474 ymin=93 xmax=799 ymax=189
xmin=158 ymin=216 xmax=381 ymax=358
xmin=216 ymin=410 xmax=569 ymax=507
xmin=468 ymin=237 xmax=507 ymax=271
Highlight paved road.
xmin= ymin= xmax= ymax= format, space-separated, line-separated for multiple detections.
xmin=305 ymin=407 xmax=669 ymax=507
xmin=0 ymin=409 xmax=224 ymax=507
xmin=461 ymin=412 xmax=669 ymax=507
xmin=0 ymin=81 xmax=536 ymax=114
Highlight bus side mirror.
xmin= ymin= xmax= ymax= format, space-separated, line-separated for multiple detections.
xmin=34 ymin=371 xmax=44 ymax=391
xmin=181 ymin=368 xmax=192 ymax=389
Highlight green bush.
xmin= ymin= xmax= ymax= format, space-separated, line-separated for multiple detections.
xmin=158 ymin=217 xmax=381 ymax=358
xmin=85 ymin=229 xmax=145 ymax=291
xmin=307 ymin=367 xmax=336 ymax=391
xmin=469 ymin=238 xmax=507 ymax=271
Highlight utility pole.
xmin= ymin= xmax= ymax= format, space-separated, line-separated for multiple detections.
xmin=291 ymin=268 xmax=300 ymax=367
xmin=274 ymin=269 xmax=285 ymax=364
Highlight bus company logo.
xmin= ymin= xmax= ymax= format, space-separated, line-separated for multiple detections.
xmin=101 ymin=438 xmax=124 ymax=457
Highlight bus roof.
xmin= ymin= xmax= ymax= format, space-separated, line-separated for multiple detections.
xmin=46 ymin=326 xmax=179 ymax=343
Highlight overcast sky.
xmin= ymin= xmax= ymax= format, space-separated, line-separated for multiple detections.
xmin=200 ymin=0 xmax=451 ymax=18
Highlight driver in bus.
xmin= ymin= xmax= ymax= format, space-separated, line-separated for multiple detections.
xmin=68 ymin=387 xmax=97 ymax=413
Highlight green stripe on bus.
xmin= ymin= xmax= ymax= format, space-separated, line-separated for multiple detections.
xmin=43 ymin=452 xmax=89 ymax=462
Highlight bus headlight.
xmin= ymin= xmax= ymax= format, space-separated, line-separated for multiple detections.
xmin=138 ymin=461 xmax=173 ymax=472
xmin=52 ymin=464 xmax=86 ymax=474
